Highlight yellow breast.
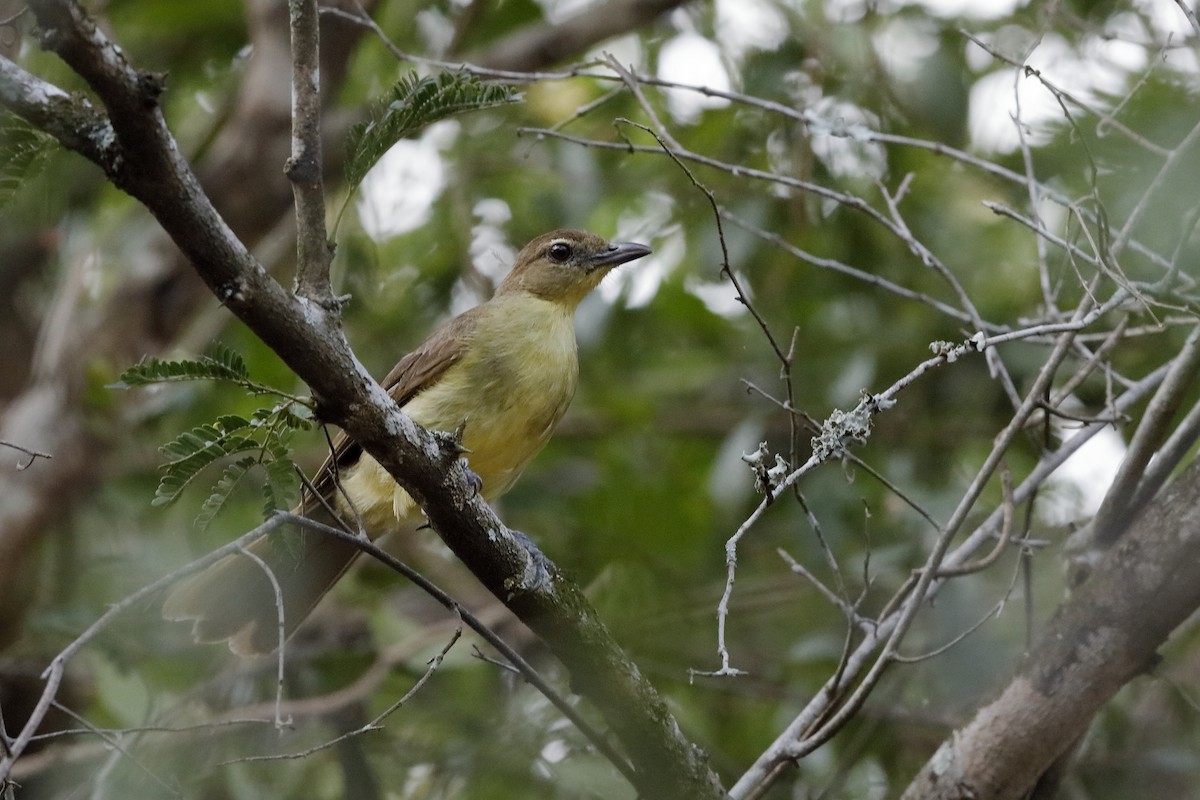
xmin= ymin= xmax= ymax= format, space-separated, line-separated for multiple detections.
xmin=337 ymin=294 xmax=579 ymax=534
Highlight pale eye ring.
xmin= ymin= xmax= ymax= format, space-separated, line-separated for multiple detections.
xmin=547 ymin=242 xmax=572 ymax=262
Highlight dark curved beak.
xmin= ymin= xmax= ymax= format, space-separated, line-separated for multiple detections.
xmin=590 ymin=241 xmax=652 ymax=269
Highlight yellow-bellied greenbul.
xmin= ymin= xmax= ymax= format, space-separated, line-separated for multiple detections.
xmin=162 ymin=230 xmax=651 ymax=655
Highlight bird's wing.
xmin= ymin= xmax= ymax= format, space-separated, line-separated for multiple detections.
xmin=302 ymin=307 xmax=482 ymax=508
xmin=377 ymin=307 xmax=480 ymax=405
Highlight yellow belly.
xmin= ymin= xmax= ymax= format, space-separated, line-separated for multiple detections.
xmin=336 ymin=295 xmax=579 ymax=536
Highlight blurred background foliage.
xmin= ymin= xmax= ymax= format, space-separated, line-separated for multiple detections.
xmin=3 ymin=0 xmax=1199 ymax=797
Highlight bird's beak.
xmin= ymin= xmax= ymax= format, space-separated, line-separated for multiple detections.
xmin=589 ymin=241 xmax=653 ymax=270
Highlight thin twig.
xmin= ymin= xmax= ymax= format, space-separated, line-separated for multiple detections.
xmin=777 ymin=549 xmax=871 ymax=632
xmin=221 ymin=615 xmax=463 ymax=766
xmin=234 ymin=544 xmax=293 ymax=729
xmin=48 ymin=702 xmax=181 ymax=797
xmin=1113 ymin=118 xmax=1200 ymax=258
xmin=0 ymin=439 xmax=53 ymax=470
xmin=1047 ymin=316 xmax=1130 ymax=411
xmin=962 ymin=29 xmax=1172 ymax=158
xmin=891 ymin=542 xmax=1026 ymax=664
xmin=731 ymin=291 xmax=1095 ymax=794
xmin=1174 ymin=0 xmax=1200 ymax=37
xmin=721 ymin=210 xmax=987 ymax=327
xmin=795 ymin=303 xmax=1092 ymax=750
xmin=877 ymin=176 xmax=1020 ymax=406
xmin=934 ymin=467 xmax=1015 ymax=578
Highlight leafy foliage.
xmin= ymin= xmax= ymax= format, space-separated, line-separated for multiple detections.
xmin=117 ymin=348 xmax=312 ymax=527
xmin=113 ymin=344 xmax=251 ymax=387
xmin=155 ymin=419 xmax=258 ymax=507
xmin=337 ymin=71 xmax=520 ymax=232
xmin=195 ymin=456 xmax=256 ymax=530
xmin=113 ymin=346 xmax=310 ymax=408
xmin=0 ymin=113 xmax=56 ymax=210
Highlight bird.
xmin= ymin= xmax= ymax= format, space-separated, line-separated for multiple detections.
xmin=162 ymin=229 xmax=652 ymax=655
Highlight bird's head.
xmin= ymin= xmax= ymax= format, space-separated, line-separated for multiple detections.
xmin=496 ymin=229 xmax=652 ymax=307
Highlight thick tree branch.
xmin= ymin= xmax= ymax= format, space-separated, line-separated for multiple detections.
xmin=0 ymin=55 xmax=111 ymax=166
xmin=901 ymin=455 xmax=1200 ymax=800
xmin=3 ymin=2 xmax=723 ymax=796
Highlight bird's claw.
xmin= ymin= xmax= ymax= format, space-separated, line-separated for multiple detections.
xmin=506 ymin=530 xmax=554 ymax=594
xmin=460 ymin=458 xmax=483 ymax=497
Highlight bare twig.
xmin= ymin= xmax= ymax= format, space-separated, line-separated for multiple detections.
xmin=721 ymin=210 xmax=986 ymax=327
xmin=47 ymin=703 xmax=179 ymax=797
xmin=221 ymin=615 xmax=463 ymax=766
xmin=0 ymin=439 xmax=52 ymax=470
xmin=730 ymin=286 xmax=1103 ymax=796
xmin=962 ymin=29 xmax=1172 ymax=158
xmin=1113 ymin=118 xmax=1200 ymax=258
xmin=1046 ymin=316 xmax=1130 ymax=411
xmin=891 ymin=545 xmax=1026 ymax=664
xmin=235 ymin=544 xmax=293 ymax=730
xmin=877 ymin=176 xmax=1020 ymax=406
xmin=1173 ymin=0 xmax=1200 ymax=37
xmin=777 ymin=549 xmax=870 ymax=631
xmin=794 ymin=326 xmax=1080 ymax=752
xmin=934 ymin=467 xmax=1015 ymax=579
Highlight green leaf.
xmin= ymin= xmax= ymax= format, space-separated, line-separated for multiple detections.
xmin=338 ymin=72 xmax=519 ymax=234
xmin=195 ymin=456 xmax=256 ymax=531
xmin=213 ymin=414 xmax=252 ymax=433
xmin=153 ymin=427 xmax=259 ymax=507
xmin=120 ymin=348 xmax=312 ymax=517
xmin=112 ymin=352 xmax=249 ymax=388
xmin=0 ymin=114 xmax=57 ymax=210
xmin=203 ymin=343 xmax=250 ymax=381
xmin=277 ymin=403 xmax=314 ymax=431
xmin=113 ymin=346 xmax=310 ymax=409
xmin=261 ymin=451 xmax=299 ymax=519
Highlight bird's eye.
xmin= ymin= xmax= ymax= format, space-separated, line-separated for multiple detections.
xmin=547 ymin=242 xmax=572 ymax=263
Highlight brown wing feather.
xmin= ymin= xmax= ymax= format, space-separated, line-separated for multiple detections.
xmin=304 ymin=306 xmax=482 ymax=506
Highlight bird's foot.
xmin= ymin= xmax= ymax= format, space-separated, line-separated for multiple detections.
xmin=459 ymin=458 xmax=483 ymax=497
xmin=506 ymin=529 xmax=554 ymax=593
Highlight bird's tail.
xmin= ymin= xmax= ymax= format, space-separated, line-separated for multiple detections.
xmin=162 ymin=507 xmax=361 ymax=656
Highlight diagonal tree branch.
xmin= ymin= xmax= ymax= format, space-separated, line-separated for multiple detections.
xmin=0 ymin=0 xmax=700 ymax=645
